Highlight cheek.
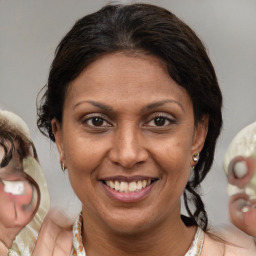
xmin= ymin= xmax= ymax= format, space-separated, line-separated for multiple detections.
xmin=151 ymin=137 xmax=192 ymax=174
xmin=63 ymin=137 xmax=108 ymax=194
xmin=63 ymin=129 xmax=107 ymax=171
xmin=150 ymin=138 xmax=192 ymax=200
xmin=65 ymin=147 xmax=97 ymax=173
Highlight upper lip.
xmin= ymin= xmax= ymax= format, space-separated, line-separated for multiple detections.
xmin=99 ymin=175 xmax=159 ymax=182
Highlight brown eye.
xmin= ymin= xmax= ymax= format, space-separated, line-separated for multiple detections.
xmin=154 ymin=117 xmax=166 ymax=126
xmin=91 ymin=117 xmax=104 ymax=126
xmin=84 ymin=115 xmax=111 ymax=128
xmin=145 ymin=114 xmax=175 ymax=128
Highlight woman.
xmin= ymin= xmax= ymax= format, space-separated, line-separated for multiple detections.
xmin=36 ymin=3 xmax=255 ymax=255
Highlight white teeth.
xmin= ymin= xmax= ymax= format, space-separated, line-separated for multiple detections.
xmin=233 ymin=161 xmax=248 ymax=178
xmin=241 ymin=206 xmax=251 ymax=213
xmin=120 ymin=181 xmax=128 ymax=192
xmin=2 ymin=180 xmax=26 ymax=195
xmin=142 ymin=180 xmax=147 ymax=188
xmin=136 ymin=180 xmax=142 ymax=190
xmin=105 ymin=179 xmax=153 ymax=193
xmin=109 ymin=180 xmax=115 ymax=188
xmin=114 ymin=181 xmax=120 ymax=191
xmin=129 ymin=182 xmax=137 ymax=192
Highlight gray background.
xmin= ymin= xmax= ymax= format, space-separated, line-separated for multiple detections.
xmin=0 ymin=0 xmax=255 ymax=228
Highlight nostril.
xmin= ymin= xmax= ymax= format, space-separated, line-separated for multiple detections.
xmin=233 ymin=161 xmax=248 ymax=179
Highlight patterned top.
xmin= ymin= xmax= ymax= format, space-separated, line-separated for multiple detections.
xmin=71 ymin=213 xmax=85 ymax=256
xmin=185 ymin=226 xmax=204 ymax=256
xmin=71 ymin=213 xmax=204 ymax=256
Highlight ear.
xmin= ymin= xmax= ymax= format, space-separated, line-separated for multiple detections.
xmin=51 ymin=118 xmax=66 ymax=166
xmin=190 ymin=115 xmax=209 ymax=166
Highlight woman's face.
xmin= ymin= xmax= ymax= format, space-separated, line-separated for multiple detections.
xmin=53 ymin=53 xmax=208 ymax=235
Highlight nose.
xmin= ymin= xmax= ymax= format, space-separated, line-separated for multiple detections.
xmin=108 ymin=123 xmax=148 ymax=169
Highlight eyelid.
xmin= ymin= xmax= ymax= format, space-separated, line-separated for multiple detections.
xmin=143 ymin=112 xmax=176 ymax=127
xmin=81 ymin=113 xmax=112 ymax=127
xmin=150 ymin=112 xmax=175 ymax=120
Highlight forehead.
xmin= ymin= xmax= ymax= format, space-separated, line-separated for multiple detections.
xmin=66 ymin=52 xmax=191 ymax=110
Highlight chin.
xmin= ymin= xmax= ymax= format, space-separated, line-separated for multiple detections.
xmin=99 ymin=206 xmax=165 ymax=237
xmin=107 ymin=218 xmax=152 ymax=236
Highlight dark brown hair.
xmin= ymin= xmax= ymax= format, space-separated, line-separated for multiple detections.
xmin=37 ymin=3 xmax=223 ymax=231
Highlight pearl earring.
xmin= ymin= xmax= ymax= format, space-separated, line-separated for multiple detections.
xmin=192 ymin=153 xmax=200 ymax=163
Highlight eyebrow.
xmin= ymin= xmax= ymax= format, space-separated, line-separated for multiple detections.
xmin=73 ymin=99 xmax=184 ymax=113
xmin=73 ymin=100 xmax=114 ymax=112
xmin=141 ymin=99 xmax=184 ymax=113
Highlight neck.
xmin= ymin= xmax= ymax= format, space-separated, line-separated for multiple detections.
xmin=82 ymin=211 xmax=197 ymax=256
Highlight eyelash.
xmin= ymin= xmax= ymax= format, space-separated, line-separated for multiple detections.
xmin=81 ymin=113 xmax=176 ymax=129
xmin=145 ymin=114 xmax=176 ymax=127
xmin=82 ymin=114 xmax=111 ymax=128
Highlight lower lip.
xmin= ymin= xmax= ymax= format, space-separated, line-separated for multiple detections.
xmin=102 ymin=182 xmax=156 ymax=203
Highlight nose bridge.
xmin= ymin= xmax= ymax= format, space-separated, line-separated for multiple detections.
xmin=110 ymin=121 xmax=147 ymax=168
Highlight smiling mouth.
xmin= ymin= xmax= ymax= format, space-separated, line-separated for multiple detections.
xmin=102 ymin=178 xmax=158 ymax=193
xmin=230 ymin=193 xmax=256 ymax=213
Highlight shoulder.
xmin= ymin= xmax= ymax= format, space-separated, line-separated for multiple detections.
xmin=201 ymin=225 xmax=256 ymax=256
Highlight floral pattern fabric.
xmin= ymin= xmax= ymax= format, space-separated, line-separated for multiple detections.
xmin=71 ymin=213 xmax=85 ymax=256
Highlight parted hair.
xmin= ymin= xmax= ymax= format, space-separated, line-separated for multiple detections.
xmin=37 ymin=3 xmax=223 ymax=231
